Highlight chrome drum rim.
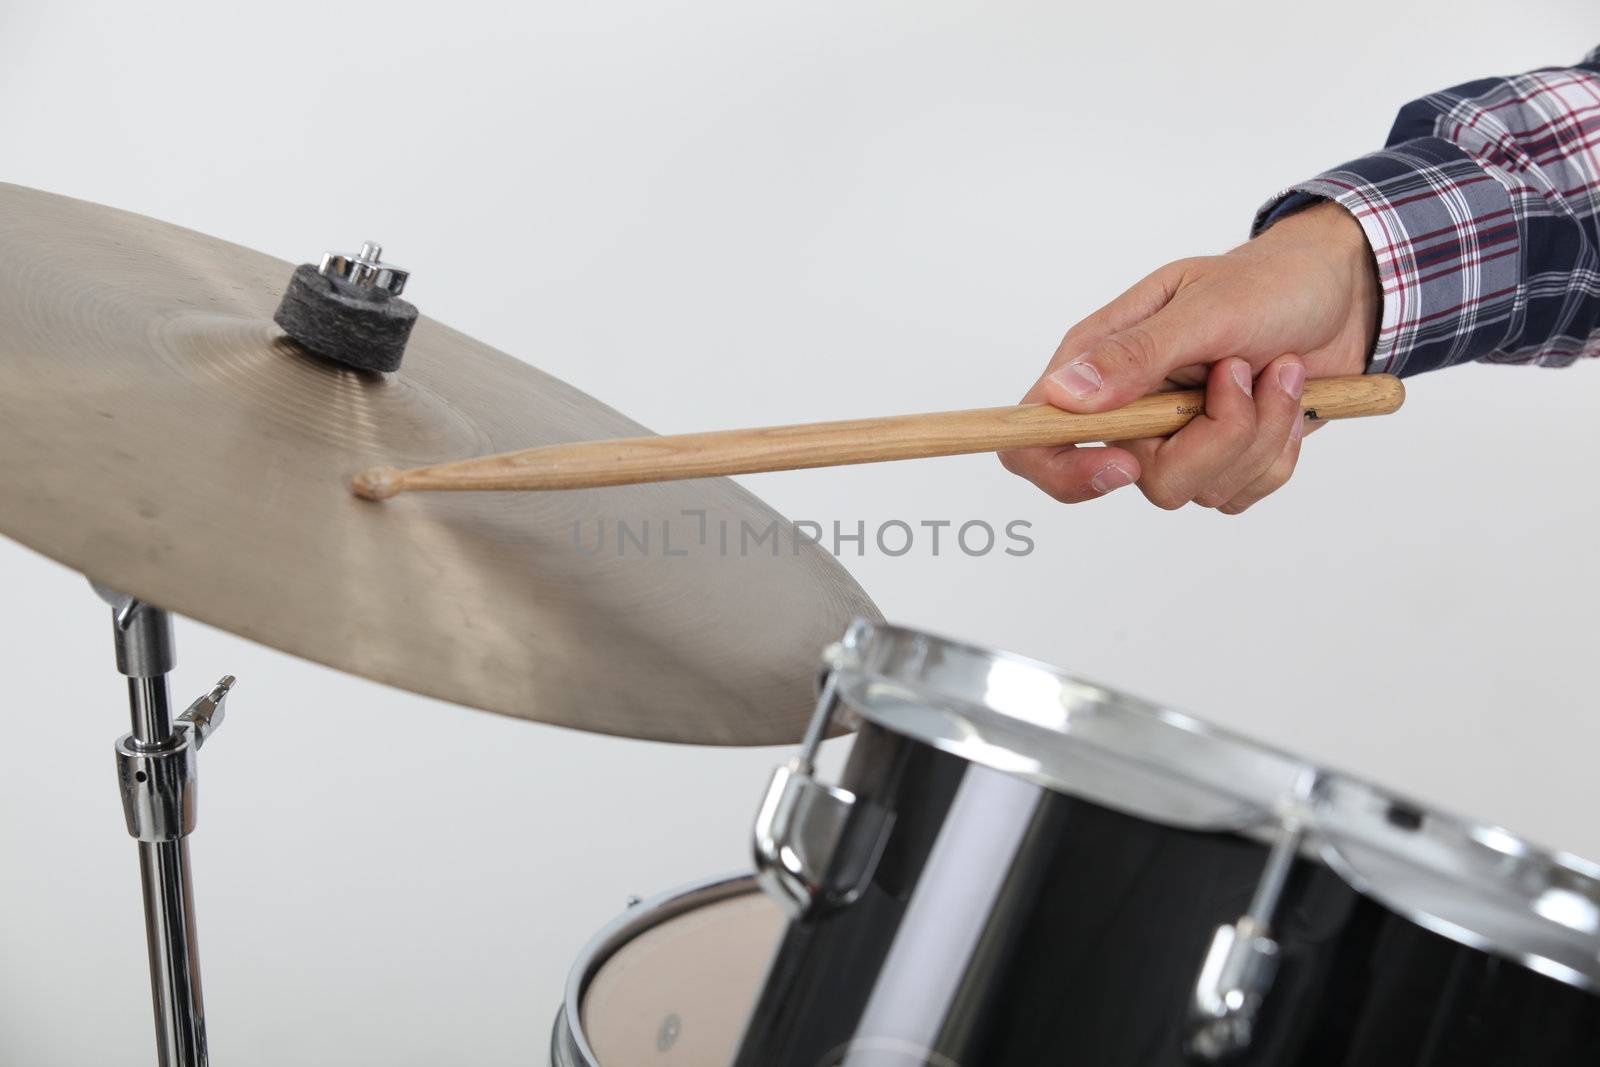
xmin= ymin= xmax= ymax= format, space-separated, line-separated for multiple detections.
xmin=550 ymin=873 xmax=757 ymax=1067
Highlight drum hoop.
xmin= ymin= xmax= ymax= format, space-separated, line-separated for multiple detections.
xmin=833 ymin=618 xmax=1316 ymax=827
xmin=550 ymin=872 xmax=758 ymax=1067
xmin=1314 ymin=833 xmax=1600 ymax=993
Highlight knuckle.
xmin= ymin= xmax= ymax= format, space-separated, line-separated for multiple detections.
xmin=1258 ymin=456 xmax=1297 ymax=495
xmin=1164 ymin=256 xmax=1214 ymax=285
xmin=1145 ymin=260 xmax=1190 ymax=295
xmin=1098 ymin=328 xmax=1158 ymax=377
xmin=1044 ymin=479 xmax=1094 ymax=505
xmin=1202 ymin=451 xmax=1271 ymax=508
xmin=1140 ymin=475 xmax=1190 ymax=511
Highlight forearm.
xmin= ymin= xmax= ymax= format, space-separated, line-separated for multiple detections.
xmin=1255 ymin=48 xmax=1600 ymax=376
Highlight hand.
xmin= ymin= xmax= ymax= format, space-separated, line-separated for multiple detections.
xmin=1001 ymin=200 xmax=1380 ymax=512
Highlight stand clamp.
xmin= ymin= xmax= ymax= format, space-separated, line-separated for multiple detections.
xmin=116 ymin=677 xmax=234 ymax=843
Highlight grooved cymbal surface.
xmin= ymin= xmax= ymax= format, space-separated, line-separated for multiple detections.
xmin=0 ymin=183 xmax=876 ymax=745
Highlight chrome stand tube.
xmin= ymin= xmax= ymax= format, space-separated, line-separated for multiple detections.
xmin=129 ymin=676 xmax=175 ymax=747
xmin=96 ymin=585 xmax=233 ymax=1067
xmin=135 ymin=835 xmax=206 ymax=1067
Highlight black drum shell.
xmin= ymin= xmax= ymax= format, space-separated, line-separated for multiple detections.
xmin=733 ymin=723 xmax=1600 ymax=1067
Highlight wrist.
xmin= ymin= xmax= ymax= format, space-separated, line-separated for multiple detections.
xmin=1306 ymin=201 xmax=1380 ymax=336
xmin=1258 ymin=200 xmax=1381 ymax=373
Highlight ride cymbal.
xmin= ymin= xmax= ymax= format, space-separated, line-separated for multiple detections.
xmin=0 ymin=183 xmax=876 ymax=745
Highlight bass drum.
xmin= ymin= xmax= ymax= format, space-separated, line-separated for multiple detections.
xmin=551 ymin=875 xmax=782 ymax=1067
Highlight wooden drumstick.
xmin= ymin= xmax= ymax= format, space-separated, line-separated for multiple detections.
xmin=352 ymin=374 xmax=1403 ymax=499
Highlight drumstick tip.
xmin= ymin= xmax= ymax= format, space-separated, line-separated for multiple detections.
xmin=352 ymin=466 xmax=404 ymax=501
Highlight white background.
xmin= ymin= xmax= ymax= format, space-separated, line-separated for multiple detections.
xmin=1 ymin=3 xmax=1597 ymax=1063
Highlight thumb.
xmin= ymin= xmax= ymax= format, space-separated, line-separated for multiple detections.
xmin=1040 ymin=298 xmax=1226 ymax=413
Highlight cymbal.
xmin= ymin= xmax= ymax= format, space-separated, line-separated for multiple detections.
xmin=0 ymin=183 xmax=877 ymax=745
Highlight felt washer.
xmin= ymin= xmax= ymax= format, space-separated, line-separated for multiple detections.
xmin=273 ymin=260 xmax=418 ymax=374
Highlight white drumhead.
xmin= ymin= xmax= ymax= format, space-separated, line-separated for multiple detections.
xmin=578 ymin=883 xmax=784 ymax=1066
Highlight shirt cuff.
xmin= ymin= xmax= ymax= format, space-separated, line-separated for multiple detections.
xmin=1252 ymin=138 xmax=1519 ymax=377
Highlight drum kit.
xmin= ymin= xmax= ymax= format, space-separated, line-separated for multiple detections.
xmin=1 ymin=180 xmax=1596 ymax=1066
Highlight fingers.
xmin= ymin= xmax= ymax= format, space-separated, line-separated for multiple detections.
xmin=1011 ymin=255 xmax=1315 ymax=510
xmin=1193 ymin=355 xmax=1305 ymax=508
xmin=1021 ymin=261 xmax=1191 ymax=405
xmin=1038 ymin=285 xmax=1234 ymax=414
xmin=1005 ymin=355 xmax=1318 ymax=512
xmin=1005 ymin=269 xmax=1186 ymax=502
xmin=1126 ymin=358 xmax=1258 ymax=510
xmin=1219 ymin=414 xmax=1305 ymax=514
xmin=997 ymin=443 xmax=1140 ymax=504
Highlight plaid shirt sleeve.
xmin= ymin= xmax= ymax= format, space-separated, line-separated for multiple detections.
xmin=1253 ymin=48 xmax=1600 ymax=377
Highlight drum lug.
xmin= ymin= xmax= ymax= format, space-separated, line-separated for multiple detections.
xmin=1186 ymin=917 xmax=1281 ymax=1062
xmin=1186 ymin=777 xmax=1315 ymax=1062
xmin=753 ymin=763 xmax=859 ymax=916
xmin=753 ymin=653 xmax=893 ymax=917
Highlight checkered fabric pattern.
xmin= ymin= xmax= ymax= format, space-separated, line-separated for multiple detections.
xmin=1256 ymin=48 xmax=1600 ymax=377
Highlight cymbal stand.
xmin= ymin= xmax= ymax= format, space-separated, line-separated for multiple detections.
xmin=94 ymin=585 xmax=235 ymax=1067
